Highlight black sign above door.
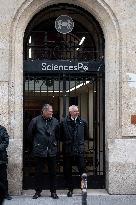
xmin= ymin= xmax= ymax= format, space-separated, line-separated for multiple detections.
xmin=24 ymin=60 xmax=104 ymax=74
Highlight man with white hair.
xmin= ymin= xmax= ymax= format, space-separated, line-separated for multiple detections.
xmin=61 ymin=105 xmax=88 ymax=197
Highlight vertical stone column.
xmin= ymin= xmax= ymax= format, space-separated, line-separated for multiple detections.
xmin=0 ymin=82 xmax=9 ymax=128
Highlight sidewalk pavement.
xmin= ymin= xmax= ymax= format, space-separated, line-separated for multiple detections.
xmin=3 ymin=189 xmax=136 ymax=205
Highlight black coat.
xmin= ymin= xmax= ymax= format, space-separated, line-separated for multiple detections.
xmin=61 ymin=116 xmax=88 ymax=156
xmin=0 ymin=125 xmax=9 ymax=164
xmin=28 ymin=115 xmax=59 ymax=157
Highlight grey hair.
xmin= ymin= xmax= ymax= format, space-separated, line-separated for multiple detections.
xmin=42 ymin=104 xmax=52 ymax=112
xmin=69 ymin=105 xmax=78 ymax=112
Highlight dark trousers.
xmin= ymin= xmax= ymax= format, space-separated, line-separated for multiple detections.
xmin=34 ymin=156 xmax=57 ymax=193
xmin=64 ymin=155 xmax=85 ymax=191
xmin=0 ymin=164 xmax=8 ymax=196
xmin=0 ymin=182 xmax=5 ymax=205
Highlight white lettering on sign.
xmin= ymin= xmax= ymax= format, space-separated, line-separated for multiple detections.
xmin=41 ymin=63 xmax=88 ymax=72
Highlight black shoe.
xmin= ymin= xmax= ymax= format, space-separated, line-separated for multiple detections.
xmin=5 ymin=194 xmax=12 ymax=200
xmin=51 ymin=192 xmax=59 ymax=199
xmin=32 ymin=192 xmax=41 ymax=199
xmin=67 ymin=190 xmax=73 ymax=197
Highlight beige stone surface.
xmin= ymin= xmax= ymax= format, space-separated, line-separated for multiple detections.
xmin=107 ymin=139 xmax=136 ymax=194
xmin=122 ymin=81 xmax=136 ymax=136
xmin=7 ymin=139 xmax=23 ymax=195
xmin=0 ymin=82 xmax=9 ymax=129
xmin=0 ymin=48 xmax=9 ymax=81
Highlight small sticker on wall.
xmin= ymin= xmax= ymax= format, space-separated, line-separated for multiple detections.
xmin=131 ymin=115 xmax=136 ymax=125
xmin=127 ymin=73 xmax=136 ymax=88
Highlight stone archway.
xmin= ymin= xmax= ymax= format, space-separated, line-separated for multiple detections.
xmin=9 ymin=0 xmax=121 ymax=194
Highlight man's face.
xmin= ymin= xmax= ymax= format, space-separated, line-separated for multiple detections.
xmin=70 ymin=107 xmax=79 ymax=118
xmin=43 ymin=106 xmax=53 ymax=118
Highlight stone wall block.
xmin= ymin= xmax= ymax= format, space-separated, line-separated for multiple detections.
xmin=7 ymin=139 xmax=23 ymax=195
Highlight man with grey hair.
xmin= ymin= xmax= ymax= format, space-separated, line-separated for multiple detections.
xmin=61 ymin=105 xmax=88 ymax=197
xmin=28 ymin=104 xmax=59 ymax=199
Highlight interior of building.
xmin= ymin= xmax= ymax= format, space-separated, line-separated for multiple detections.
xmin=23 ymin=3 xmax=105 ymax=189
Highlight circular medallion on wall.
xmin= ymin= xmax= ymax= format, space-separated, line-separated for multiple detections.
xmin=55 ymin=15 xmax=74 ymax=34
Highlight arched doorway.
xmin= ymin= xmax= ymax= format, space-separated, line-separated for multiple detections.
xmin=23 ymin=3 xmax=105 ymax=190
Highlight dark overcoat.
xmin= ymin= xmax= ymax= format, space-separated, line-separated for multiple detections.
xmin=28 ymin=115 xmax=59 ymax=157
xmin=61 ymin=116 xmax=88 ymax=156
xmin=0 ymin=125 xmax=9 ymax=164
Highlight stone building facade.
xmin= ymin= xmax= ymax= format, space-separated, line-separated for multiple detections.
xmin=0 ymin=0 xmax=136 ymax=195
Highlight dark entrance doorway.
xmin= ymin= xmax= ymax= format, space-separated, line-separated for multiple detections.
xmin=23 ymin=4 xmax=105 ymax=189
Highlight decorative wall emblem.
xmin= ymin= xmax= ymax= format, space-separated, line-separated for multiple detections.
xmin=55 ymin=15 xmax=74 ymax=34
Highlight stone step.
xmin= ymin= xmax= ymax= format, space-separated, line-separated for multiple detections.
xmin=4 ymin=190 xmax=136 ymax=205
